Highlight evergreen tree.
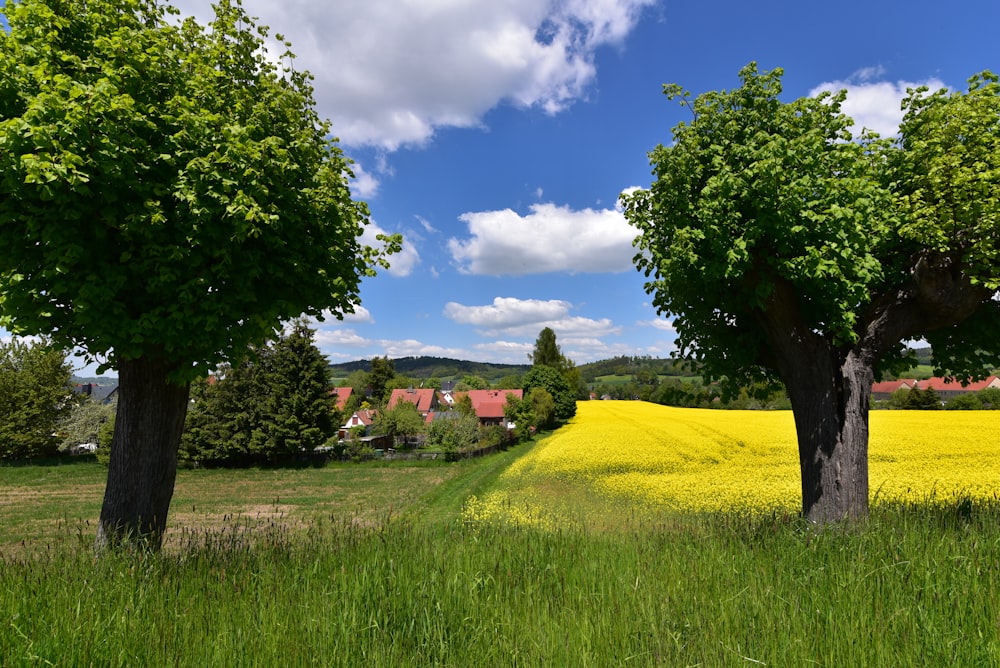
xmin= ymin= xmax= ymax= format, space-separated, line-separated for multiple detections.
xmin=368 ymin=356 xmax=396 ymax=403
xmin=181 ymin=321 xmax=335 ymax=465
xmin=256 ymin=320 xmax=337 ymax=461
xmin=531 ymin=327 xmax=566 ymax=369
xmin=0 ymin=338 xmax=74 ymax=460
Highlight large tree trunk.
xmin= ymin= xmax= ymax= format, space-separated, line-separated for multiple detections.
xmin=783 ymin=350 xmax=873 ymax=522
xmin=95 ymin=355 xmax=190 ymax=552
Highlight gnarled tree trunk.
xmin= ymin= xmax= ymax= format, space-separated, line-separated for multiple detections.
xmin=95 ymin=355 xmax=190 ymax=552
xmin=783 ymin=349 xmax=873 ymax=522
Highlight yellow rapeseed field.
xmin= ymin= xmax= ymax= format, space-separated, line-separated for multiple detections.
xmin=463 ymin=401 xmax=1000 ymax=527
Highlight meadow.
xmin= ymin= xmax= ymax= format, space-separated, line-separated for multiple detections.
xmin=2 ymin=402 xmax=999 ymax=666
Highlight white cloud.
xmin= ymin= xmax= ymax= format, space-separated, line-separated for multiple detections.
xmin=361 ymin=221 xmax=420 ymax=277
xmin=642 ymin=318 xmax=675 ymax=332
xmin=443 ymin=296 xmax=621 ymax=339
xmin=448 ymin=202 xmax=638 ymax=275
xmin=444 ymin=296 xmax=572 ymax=328
xmin=172 ymin=0 xmax=656 ymax=150
xmin=810 ymin=69 xmax=947 ymax=137
xmin=348 ymin=162 xmax=379 ymax=199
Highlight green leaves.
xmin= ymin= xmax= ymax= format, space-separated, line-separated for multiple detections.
xmin=0 ymin=338 xmax=75 ymax=460
xmin=0 ymin=0 xmax=394 ymax=382
xmin=625 ymin=63 xmax=999 ymax=390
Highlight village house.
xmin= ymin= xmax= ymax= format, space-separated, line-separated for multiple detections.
xmin=463 ymin=389 xmax=524 ymax=427
xmin=917 ymin=375 xmax=1000 ymax=400
xmin=870 ymin=379 xmax=919 ymax=402
xmin=339 ymin=408 xmax=375 ymax=439
xmin=387 ymin=387 xmax=439 ymax=416
xmin=329 ymin=386 xmax=353 ymax=411
xmin=871 ymin=375 xmax=1000 ymax=402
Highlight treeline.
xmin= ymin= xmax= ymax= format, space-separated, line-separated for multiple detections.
xmin=578 ymin=355 xmax=696 ymax=381
xmin=877 ymin=386 xmax=1000 ymax=410
xmin=329 ymin=356 xmax=531 ymax=383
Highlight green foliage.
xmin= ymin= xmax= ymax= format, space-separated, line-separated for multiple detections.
xmin=373 ymin=399 xmax=424 ymax=449
xmin=495 ymin=374 xmax=522 ymax=390
xmin=457 ymin=374 xmax=489 ymax=390
xmin=367 ymin=356 xmax=396 ymax=403
xmin=0 ymin=338 xmax=74 ymax=459
xmin=622 ymin=63 xmax=1000 ymax=393
xmin=977 ymin=387 xmax=1000 ymax=409
xmin=503 ymin=393 xmax=536 ymax=442
xmin=528 ymin=387 xmax=556 ymax=430
xmin=425 ymin=412 xmax=480 ymax=460
xmin=181 ymin=320 xmax=336 ymax=465
xmin=522 ymin=367 xmax=573 ymax=425
xmin=531 ymin=327 xmax=564 ymax=369
xmin=945 ymin=393 xmax=983 ymax=410
xmin=0 ymin=0 xmax=399 ymax=382
xmin=58 ymin=395 xmax=116 ymax=452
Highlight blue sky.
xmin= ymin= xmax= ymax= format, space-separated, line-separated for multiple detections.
xmin=5 ymin=0 xmax=1000 ymax=375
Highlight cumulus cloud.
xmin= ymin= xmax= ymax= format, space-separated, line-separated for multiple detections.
xmin=448 ymin=202 xmax=638 ymax=275
xmin=810 ymin=69 xmax=947 ymax=137
xmin=348 ymin=162 xmax=379 ymax=199
xmin=172 ymin=0 xmax=656 ymax=150
xmin=444 ymin=296 xmax=621 ymax=339
xmin=642 ymin=318 xmax=675 ymax=332
xmin=444 ymin=297 xmax=572 ymax=328
xmin=361 ymin=221 xmax=420 ymax=277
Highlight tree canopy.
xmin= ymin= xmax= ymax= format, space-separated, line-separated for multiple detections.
xmin=623 ymin=64 xmax=1000 ymax=521
xmin=0 ymin=0 xmax=396 ymax=380
xmin=181 ymin=320 xmax=336 ymax=466
xmin=0 ymin=0 xmax=397 ymax=549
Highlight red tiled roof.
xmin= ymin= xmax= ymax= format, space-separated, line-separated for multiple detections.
xmin=871 ymin=379 xmax=916 ymax=394
xmin=918 ymin=375 xmax=1000 ymax=392
xmin=342 ymin=408 xmax=375 ymax=429
xmin=466 ymin=389 xmax=523 ymax=419
xmin=388 ymin=388 xmax=437 ymax=413
xmin=330 ymin=387 xmax=353 ymax=411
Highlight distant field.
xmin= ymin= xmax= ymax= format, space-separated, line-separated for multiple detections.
xmin=592 ymin=374 xmax=701 ymax=386
xmin=464 ymin=401 xmax=1000 ymax=526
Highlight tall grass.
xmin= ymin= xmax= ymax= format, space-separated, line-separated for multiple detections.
xmin=2 ymin=502 xmax=999 ymax=666
xmin=3 ymin=420 xmax=1000 ymax=666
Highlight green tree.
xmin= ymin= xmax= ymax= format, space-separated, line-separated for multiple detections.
xmin=456 ymin=374 xmax=489 ymax=391
xmin=522 ymin=365 xmax=575 ymax=424
xmin=252 ymin=319 xmax=337 ymax=461
xmin=59 ymin=395 xmax=117 ymax=453
xmin=531 ymin=327 xmax=586 ymax=400
xmin=496 ymin=374 xmax=522 ymax=390
xmin=528 ymin=387 xmax=556 ymax=430
xmin=0 ymin=0 xmax=397 ymax=549
xmin=373 ymin=399 xmax=424 ymax=449
xmin=903 ymin=387 xmax=941 ymax=410
xmin=0 ymin=338 xmax=74 ymax=459
xmin=181 ymin=321 xmax=336 ymax=465
xmin=531 ymin=327 xmax=565 ymax=369
xmin=977 ymin=387 xmax=1000 ymax=409
xmin=425 ymin=411 xmax=480 ymax=460
xmin=945 ymin=393 xmax=983 ymax=410
xmin=368 ymin=356 xmax=396 ymax=403
xmin=503 ymin=394 xmax=536 ymax=442
xmin=622 ymin=64 xmax=1000 ymax=522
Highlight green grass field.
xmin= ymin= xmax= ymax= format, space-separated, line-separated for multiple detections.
xmin=2 ymin=433 xmax=999 ymax=666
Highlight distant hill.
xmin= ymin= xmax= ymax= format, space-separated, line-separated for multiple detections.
xmin=328 ymin=356 xmax=531 ymax=381
xmin=328 ymin=355 xmax=692 ymax=383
